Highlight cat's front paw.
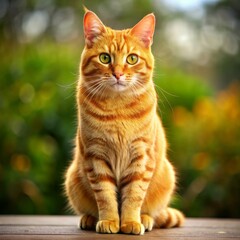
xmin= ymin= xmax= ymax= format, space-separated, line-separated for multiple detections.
xmin=121 ymin=221 xmax=145 ymax=235
xmin=141 ymin=214 xmax=154 ymax=231
xmin=79 ymin=215 xmax=97 ymax=230
xmin=96 ymin=220 xmax=119 ymax=234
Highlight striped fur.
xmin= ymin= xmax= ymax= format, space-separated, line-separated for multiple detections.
xmin=65 ymin=10 xmax=184 ymax=235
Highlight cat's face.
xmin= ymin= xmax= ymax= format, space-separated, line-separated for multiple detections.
xmin=80 ymin=11 xmax=155 ymax=97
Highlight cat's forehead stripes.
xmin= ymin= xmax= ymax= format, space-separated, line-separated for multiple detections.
xmin=102 ymin=30 xmax=136 ymax=53
xmin=110 ymin=31 xmax=127 ymax=51
xmin=107 ymin=35 xmax=127 ymax=54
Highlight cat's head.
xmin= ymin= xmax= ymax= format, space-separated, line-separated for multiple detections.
xmin=80 ymin=10 xmax=155 ymax=97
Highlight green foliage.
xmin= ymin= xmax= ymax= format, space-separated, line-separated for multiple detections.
xmin=0 ymin=41 xmax=80 ymax=214
xmin=170 ymin=83 xmax=240 ymax=217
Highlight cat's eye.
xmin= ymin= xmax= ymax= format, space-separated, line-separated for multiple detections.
xmin=99 ymin=53 xmax=111 ymax=64
xmin=126 ymin=54 xmax=138 ymax=65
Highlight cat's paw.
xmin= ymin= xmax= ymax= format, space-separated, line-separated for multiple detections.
xmin=79 ymin=215 xmax=97 ymax=230
xmin=96 ymin=220 xmax=119 ymax=234
xmin=121 ymin=221 xmax=145 ymax=235
xmin=141 ymin=214 xmax=154 ymax=231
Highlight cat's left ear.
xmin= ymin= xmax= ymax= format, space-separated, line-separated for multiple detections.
xmin=83 ymin=10 xmax=106 ymax=47
xmin=130 ymin=13 xmax=155 ymax=48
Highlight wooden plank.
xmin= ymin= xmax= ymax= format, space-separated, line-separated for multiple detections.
xmin=0 ymin=216 xmax=239 ymax=240
xmin=0 ymin=216 xmax=78 ymax=226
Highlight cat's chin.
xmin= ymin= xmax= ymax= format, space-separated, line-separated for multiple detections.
xmin=111 ymin=83 xmax=128 ymax=92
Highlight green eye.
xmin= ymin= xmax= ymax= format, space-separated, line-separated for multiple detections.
xmin=126 ymin=54 xmax=138 ymax=65
xmin=99 ymin=53 xmax=111 ymax=64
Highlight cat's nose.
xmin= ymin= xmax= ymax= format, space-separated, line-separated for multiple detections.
xmin=113 ymin=72 xmax=123 ymax=80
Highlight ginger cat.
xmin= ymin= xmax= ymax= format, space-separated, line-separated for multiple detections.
xmin=65 ymin=9 xmax=184 ymax=235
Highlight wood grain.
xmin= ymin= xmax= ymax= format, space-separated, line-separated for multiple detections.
xmin=0 ymin=216 xmax=239 ymax=240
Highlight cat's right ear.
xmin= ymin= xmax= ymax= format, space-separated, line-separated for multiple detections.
xmin=130 ymin=13 xmax=155 ymax=48
xmin=83 ymin=11 xmax=106 ymax=47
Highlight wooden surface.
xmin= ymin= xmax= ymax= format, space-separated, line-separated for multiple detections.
xmin=0 ymin=216 xmax=240 ymax=240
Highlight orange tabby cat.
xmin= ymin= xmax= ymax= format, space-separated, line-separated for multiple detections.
xmin=65 ymin=9 xmax=184 ymax=235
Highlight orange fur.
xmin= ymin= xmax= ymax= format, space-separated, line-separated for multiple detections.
xmin=65 ymin=10 xmax=184 ymax=235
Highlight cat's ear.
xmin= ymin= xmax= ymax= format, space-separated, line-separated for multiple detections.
xmin=130 ymin=13 xmax=155 ymax=48
xmin=83 ymin=10 xmax=106 ymax=47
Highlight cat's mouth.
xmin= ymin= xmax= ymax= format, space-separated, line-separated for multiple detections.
xmin=111 ymin=82 xmax=127 ymax=92
xmin=110 ymin=78 xmax=128 ymax=92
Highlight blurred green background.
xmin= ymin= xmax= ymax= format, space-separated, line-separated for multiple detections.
xmin=0 ymin=0 xmax=239 ymax=218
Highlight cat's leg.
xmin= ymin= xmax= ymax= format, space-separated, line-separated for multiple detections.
xmin=120 ymin=152 xmax=154 ymax=235
xmin=84 ymin=157 xmax=120 ymax=234
xmin=120 ymin=199 xmax=145 ymax=234
xmin=120 ymin=177 xmax=149 ymax=235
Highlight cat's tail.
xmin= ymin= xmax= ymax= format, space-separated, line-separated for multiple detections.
xmin=154 ymin=207 xmax=185 ymax=228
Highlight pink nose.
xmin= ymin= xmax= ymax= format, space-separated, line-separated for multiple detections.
xmin=113 ymin=72 xmax=123 ymax=80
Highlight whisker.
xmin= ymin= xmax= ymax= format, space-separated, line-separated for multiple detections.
xmin=82 ymin=78 xmax=109 ymax=104
xmin=155 ymin=84 xmax=178 ymax=98
xmin=99 ymin=83 xmax=109 ymax=101
xmin=154 ymin=83 xmax=175 ymax=115
xmin=84 ymin=83 xmax=103 ymax=102
xmin=56 ymin=80 xmax=78 ymax=100
xmin=133 ymin=81 xmax=156 ymax=102
xmin=57 ymin=80 xmax=78 ymax=89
